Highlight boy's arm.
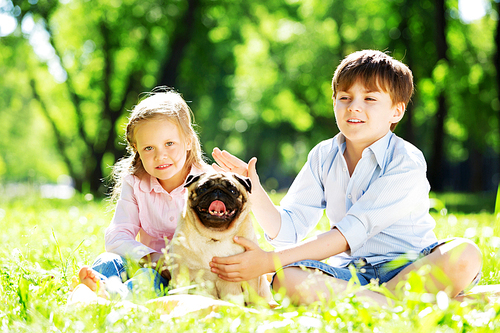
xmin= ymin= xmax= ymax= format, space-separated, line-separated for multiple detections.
xmin=213 ymin=144 xmax=328 ymax=244
xmin=337 ymin=151 xmax=431 ymax=254
xmin=210 ymin=227 xmax=349 ymax=282
xmin=212 ymin=148 xmax=281 ymax=239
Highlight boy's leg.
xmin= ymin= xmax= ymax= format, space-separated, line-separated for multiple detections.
xmin=273 ymin=266 xmax=389 ymax=305
xmin=384 ymin=238 xmax=482 ymax=298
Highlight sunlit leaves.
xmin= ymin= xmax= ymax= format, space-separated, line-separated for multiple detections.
xmin=1 ymin=0 xmax=499 ymax=193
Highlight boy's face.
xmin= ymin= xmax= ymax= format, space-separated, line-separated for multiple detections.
xmin=334 ymin=80 xmax=404 ymax=151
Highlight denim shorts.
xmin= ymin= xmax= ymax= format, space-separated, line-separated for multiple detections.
xmin=91 ymin=252 xmax=170 ymax=299
xmin=275 ymin=239 xmax=481 ymax=292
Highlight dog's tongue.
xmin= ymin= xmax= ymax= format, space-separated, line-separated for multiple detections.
xmin=209 ymin=200 xmax=227 ymax=216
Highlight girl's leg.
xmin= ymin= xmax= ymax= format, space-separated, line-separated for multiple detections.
xmin=124 ymin=268 xmax=170 ymax=298
xmin=77 ymin=252 xmax=132 ymax=299
xmin=89 ymin=253 xmax=170 ymax=299
xmin=78 ymin=266 xmax=110 ymax=299
xmin=91 ymin=252 xmax=129 ymax=281
xmin=272 ymin=266 xmax=389 ymax=305
xmin=384 ymin=238 xmax=482 ymax=298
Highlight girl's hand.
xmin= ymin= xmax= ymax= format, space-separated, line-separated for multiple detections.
xmin=139 ymin=252 xmax=171 ymax=281
xmin=209 ymin=236 xmax=274 ymax=282
xmin=212 ymin=148 xmax=260 ymax=183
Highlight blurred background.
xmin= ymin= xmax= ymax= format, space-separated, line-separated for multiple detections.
xmin=0 ymin=0 xmax=499 ymax=199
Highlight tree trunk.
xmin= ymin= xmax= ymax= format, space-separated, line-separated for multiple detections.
xmin=157 ymin=0 xmax=200 ymax=87
xmin=469 ymin=146 xmax=483 ymax=192
xmin=389 ymin=0 xmax=415 ymax=144
xmin=428 ymin=0 xmax=449 ymax=191
xmin=494 ymin=1 xmax=500 ymax=182
xmin=29 ymin=78 xmax=83 ymax=192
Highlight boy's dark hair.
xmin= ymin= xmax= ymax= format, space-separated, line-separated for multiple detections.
xmin=332 ymin=50 xmax=414 ymax=131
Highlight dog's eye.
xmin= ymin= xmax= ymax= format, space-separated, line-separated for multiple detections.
xmin=198 ymin=186 xmax=208 ymax=194
xmin=230 ymin=188 xmax=238 ymax=195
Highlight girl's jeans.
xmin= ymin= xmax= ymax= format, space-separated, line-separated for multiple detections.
xmin=91 ymin=252 xmax=169 ymax=300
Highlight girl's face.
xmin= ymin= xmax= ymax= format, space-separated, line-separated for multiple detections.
xmin=133 ymin=118 xmax=191 ymax=192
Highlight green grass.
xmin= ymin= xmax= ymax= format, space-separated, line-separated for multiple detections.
xmin=1 ymin=192 xmax=499 ymax=332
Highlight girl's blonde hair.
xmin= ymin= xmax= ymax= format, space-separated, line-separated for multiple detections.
xmin=110 ymin=87 xmax=207 ymax=200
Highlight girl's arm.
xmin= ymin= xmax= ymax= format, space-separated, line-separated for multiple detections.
xmin=212 ymin=148 xmax=281 ymax=239
xmin=105 ymin=177 xmax=157 ymax=260
xmin=210 ymin=227 xmax=349 ymax=282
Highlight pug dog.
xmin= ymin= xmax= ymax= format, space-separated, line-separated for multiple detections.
xmin=169 ymin=171 xmax=275 ymax=306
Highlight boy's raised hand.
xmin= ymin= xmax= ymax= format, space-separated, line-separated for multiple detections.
xmin=209 ymin=236 xmax=274 ymax=282
xmin=213 ymin=147 xmax=281 ymax=240
xmin=212 ymin=148 xmax=259 ymax=182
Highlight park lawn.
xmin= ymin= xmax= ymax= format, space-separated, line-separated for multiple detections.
xmin=0 ymin=192 xmax=499 ymax=332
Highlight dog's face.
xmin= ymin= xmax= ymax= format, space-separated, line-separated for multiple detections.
xmin=184 ymin=172 xmax=252 ymax=231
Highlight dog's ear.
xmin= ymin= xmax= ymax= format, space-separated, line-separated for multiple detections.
xmin=185 ymin=173 xmax=203 ymax=187
xmin=233 ymin=174 xmax=252 ymax=194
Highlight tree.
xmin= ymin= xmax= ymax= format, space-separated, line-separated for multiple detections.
xmin=1 ymin=0 xmax=499 ymax=194
xmin=427 ymin=0 xmax=449 ymax=191
xmin=495 ymin=0 xmax=500 ymax=179
xmin=10 ymin=0 xmax=204 ymax=194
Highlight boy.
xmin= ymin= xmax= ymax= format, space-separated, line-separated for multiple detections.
xmin=210 ymin=50 xmax=481 ymax=305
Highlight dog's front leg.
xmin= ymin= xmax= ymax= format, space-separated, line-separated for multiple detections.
xmin=216 ymin=280 xmax=245 ymax=305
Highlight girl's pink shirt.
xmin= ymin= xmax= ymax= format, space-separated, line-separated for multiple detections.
xmin=104 ymin=166 xmax=210 ymax=261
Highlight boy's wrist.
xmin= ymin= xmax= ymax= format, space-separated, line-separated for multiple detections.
xmin=266 ymin=251 xmax=281 ymax=274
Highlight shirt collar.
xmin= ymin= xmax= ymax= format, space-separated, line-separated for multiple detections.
xmin=335 ymin=132 xmax=347 ymax=154
xmin=366 ymin=131 xmax=393 ymax=167
xmin=334 ymin=131 xmax=393 ymax=167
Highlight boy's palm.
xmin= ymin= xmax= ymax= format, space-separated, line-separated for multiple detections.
xmin=212 ymin=148 xmax=260 ymax=185
xmin=212 ymin=148 xmax=248 ymax=175
xmin=210 ymin=236 xmax=272 ymax=282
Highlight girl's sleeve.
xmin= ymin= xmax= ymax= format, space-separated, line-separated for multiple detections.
xmin=104 ymin=178 xmax=156 ymax=261
xmin=267 ymin=142 xmax=329 ymax=247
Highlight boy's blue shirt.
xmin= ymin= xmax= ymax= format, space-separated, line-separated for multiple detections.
xmin=268 ymin=131 xmax=438 ymax=267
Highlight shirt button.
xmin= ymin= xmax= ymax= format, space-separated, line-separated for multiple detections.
xmin=168 ymin=196 xmax=173 ymax=201
xmin=343 ymin=168 xmax=347 ymax=172
xmin=169 ymin=216 xmax=175 ymax=221
xmin=348 ymin=194 xmax=352 ymax=199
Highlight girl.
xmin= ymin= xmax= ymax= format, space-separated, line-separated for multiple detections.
xmin=77 ymin=88 xmax=211 ymax=299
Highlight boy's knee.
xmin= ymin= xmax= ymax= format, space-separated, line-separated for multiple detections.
xmin=458 ymin=239 xmax=482 ymax=268
xmin=450 ymin=238 xmax=481 ymax=261
xmin=272 ymin=267 xmax=297 ymax=293
xmin=444 ymin=238 xmax=482 ymax=278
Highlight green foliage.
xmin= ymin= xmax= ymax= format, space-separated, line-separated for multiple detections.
xmin=1 ymin=0 xmax=499 ymax=194
xmin=0 ymin=193 xmax=499 ymax=331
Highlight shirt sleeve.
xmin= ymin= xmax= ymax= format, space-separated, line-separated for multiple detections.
xmin=266 ymin=142 xmax=329 ymax=248
xmin=104 ymin=177 xmax=156 ymax=261
xmin=336 ymin=149 xmax=430 ymax=253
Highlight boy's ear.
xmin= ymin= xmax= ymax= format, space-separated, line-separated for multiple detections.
xmin=392 ymin=102 xmax=406 ymax=123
